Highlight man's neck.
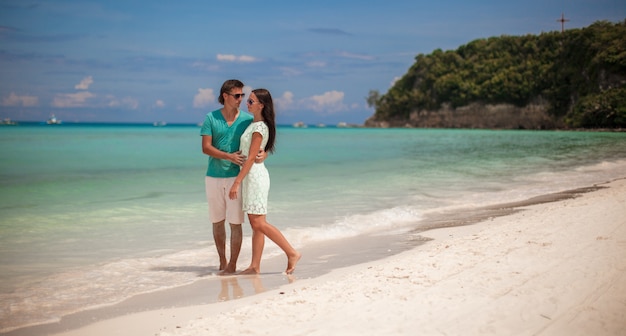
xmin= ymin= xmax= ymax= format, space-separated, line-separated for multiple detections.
xmin=221 ymin=106 xmax=239 ymax=124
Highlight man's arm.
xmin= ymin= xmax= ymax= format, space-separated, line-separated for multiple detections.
xmin=202 ymin=135 xmax=245 ymax=166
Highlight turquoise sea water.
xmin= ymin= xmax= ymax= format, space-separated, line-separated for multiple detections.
xmin=1 ymin=123 xmax=626 ymax=331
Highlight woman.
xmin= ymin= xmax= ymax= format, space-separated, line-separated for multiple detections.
xmin=229 ymin=88 xmax=301 ymax=274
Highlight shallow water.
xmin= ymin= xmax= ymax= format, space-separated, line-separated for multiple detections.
xmin=1 ymin=124 xmax=626 ymax=332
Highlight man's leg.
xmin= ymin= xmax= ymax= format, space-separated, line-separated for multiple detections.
xmin=220 ymin=176 xmax=245 ymax=275
xmin=220 ymin=223 xmax=242 ymax=274
xmin=213 ymin=220 xmax=227 ymax=270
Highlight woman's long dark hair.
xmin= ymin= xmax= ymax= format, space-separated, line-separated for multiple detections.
xmin=252 ymin=88 xmax=276 ymax=153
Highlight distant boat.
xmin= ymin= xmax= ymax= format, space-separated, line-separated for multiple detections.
xmin=0 ymin=118 xmax=17 ymax=126
xmin=153 ymin=121 xmax=167 ymax=127
xmin=336 ymin=122 xmax=361 ymax=128
xmin=46 ymin=114 xmax=62 ymax=124
xmin=292 ymin=121 xmax=307 ymax=128
xmin=316 ymin=123 xmax=326 ymax=128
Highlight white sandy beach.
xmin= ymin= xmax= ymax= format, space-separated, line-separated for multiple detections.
xmin=53 ymin=178 xmax=626 ymax=336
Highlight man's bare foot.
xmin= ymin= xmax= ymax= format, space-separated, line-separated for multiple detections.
xmin=285 ymin=252 xmax=301 ymax=274
xmin=218 ymin=265 xmax=236 ymax=276
xmin=238 ymin=267 xmax=260 ymax=275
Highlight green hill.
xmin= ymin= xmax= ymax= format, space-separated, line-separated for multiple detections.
xmin=365 ymin=20 xmax=626 ymax=129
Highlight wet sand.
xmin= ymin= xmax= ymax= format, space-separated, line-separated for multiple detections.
xmin=5 ymin=179 xmax=625 ymax=336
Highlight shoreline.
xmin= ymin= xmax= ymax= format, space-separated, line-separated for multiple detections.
xmin=160 ymin=177 xmax=626 ymax=335
xmin=2 ymin=226 xmax=423 ymax=335
xmin=4 ymin=178 xmax=625 ymax=335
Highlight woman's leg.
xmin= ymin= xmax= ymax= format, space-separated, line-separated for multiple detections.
xmin=239 ymin=215 xmax=265 ymax=274
xmin=252 ymin=215 xmax=301 ymax=274
xmin=262 ymin=221 xmax=301 ymax=273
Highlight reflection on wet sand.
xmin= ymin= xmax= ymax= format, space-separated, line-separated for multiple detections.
xmin=218 ymin=275 xmax=268 ymax=301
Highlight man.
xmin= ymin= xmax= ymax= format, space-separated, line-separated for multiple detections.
xmin=200 ymin=79 xmax=262 ymax=275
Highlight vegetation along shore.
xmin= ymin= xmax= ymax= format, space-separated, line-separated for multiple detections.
xmin=365 ymin=20 xmax=626 ymax=130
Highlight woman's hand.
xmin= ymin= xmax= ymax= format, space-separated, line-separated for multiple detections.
xmin=229 ymin=181 xmax=240 ymax=200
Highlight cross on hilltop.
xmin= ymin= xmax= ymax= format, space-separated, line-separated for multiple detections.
xmin=557 ymin=12 xmax=570 ymax=33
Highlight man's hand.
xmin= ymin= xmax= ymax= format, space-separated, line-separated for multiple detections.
xmin=254 ymin=149 xmax=267 ymax=163
xmin=228 ymin=150 xmax=246 ymax=166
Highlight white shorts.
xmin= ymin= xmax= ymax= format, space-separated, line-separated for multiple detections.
xmin=205 ymin=176 xmax=244 ymax=224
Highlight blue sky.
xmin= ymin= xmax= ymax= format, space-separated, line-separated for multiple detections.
xmin=1 ymin=1 xmax=624 ymax=125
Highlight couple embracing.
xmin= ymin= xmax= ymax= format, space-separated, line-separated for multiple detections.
xmin=200 ymin=79 xmax=301 ymax=276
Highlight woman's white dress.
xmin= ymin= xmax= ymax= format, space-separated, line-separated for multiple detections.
xmin=239 ymin=121 xmax=270 ymax=215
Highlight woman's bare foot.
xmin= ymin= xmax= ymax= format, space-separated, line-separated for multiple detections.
xmin=238 ymin=267 xmax=260 ymax=275
xmin=285 ymin=252 xmax=301 ymax=274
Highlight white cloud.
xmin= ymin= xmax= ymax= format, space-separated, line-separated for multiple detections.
xmin=124 ymin=97 xmax=139 ymax=109
xmin=242 ymin=85 xmax=253 ymax=98
xmin=75 ymin=76 xmax=94 ymax=90
xmin=2 ymin=92 xmax=39 ymax=107
xmin=216 ymin=54 xmax=258 ymax=62
xmin=154 ymin=100 xmax=165 ymax=108
xmin=304 ymin=90 xmax=347 ymax=114
xmin=274 ymin=91 xmax=294 ymax=112
xmin=193 ymin=88 xmax=215 ymax=108
xmin=273 ymin=90 xmax=352 ymax=115
xmin=338 ymin=51 xmax=375 ymax=61
xmin=279 ymin=67 xmax=302 ymax=76
xmin=107 ymin=96 xmax=139 ymax=109
xmin=306 ymin=61 xmax=327 ymax=68
xmin=191 ymin=61 xmax=219 ymax=71
xmin=52 ymin=91 xmax=95 ymax=108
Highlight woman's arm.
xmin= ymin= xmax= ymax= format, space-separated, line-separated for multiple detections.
xmin=229 ymin=132 xmax=263 ymax=200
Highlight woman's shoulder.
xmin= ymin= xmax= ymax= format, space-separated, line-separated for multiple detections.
xmin=251 ymin=121 xmax=269 ymax=132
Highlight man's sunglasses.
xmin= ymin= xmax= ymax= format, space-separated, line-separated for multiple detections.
xmin=227 ymin=93 xmax=245 ymax=99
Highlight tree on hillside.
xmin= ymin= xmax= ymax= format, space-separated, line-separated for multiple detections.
xmin=368 ymin=20 xmax=626 ymax=129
